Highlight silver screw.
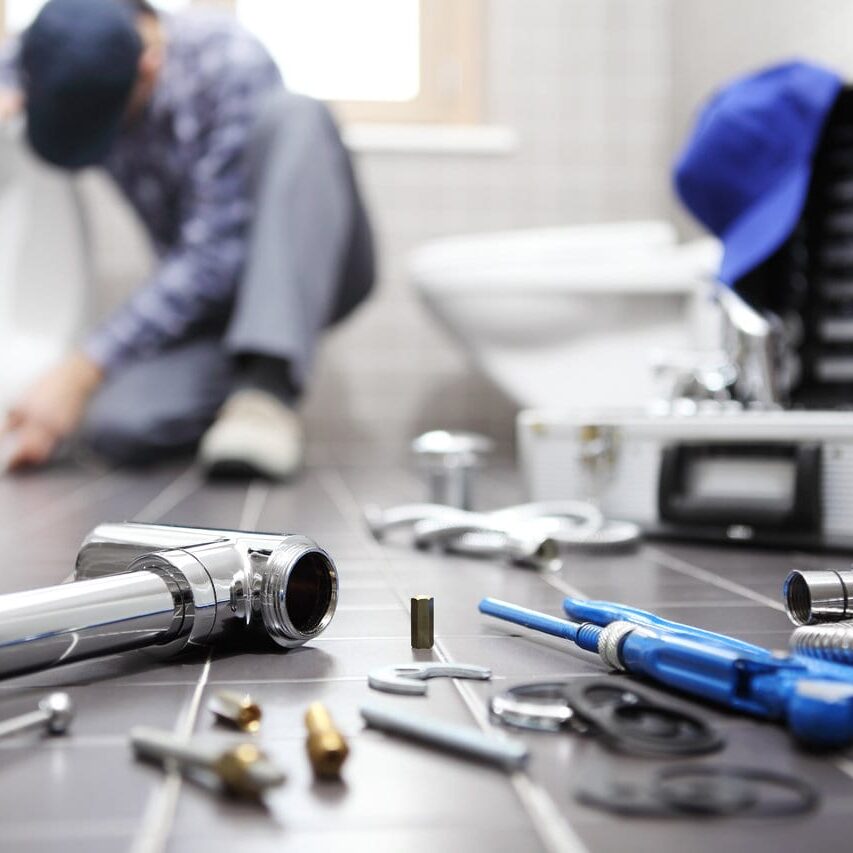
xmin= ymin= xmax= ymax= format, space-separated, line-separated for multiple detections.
xmin=0 ymin=692 xmax=74 ymax=739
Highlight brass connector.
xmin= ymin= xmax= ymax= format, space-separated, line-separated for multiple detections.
xmin=305 ymin=702 xmax=349 ymax=779
xmin=208 ymin=690 xmax=262 ymax=733
xmin=411 ymin=595 xmax=434 ymax=649
xmin=213 ymin=743 xmax=286 ymax=798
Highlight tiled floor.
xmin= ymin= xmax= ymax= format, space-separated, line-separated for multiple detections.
xmin=1 ymin=459 xmax=853 ymax=852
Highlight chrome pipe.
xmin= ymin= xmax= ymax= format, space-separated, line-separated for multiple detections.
xmin=0 ymin=570 xmax=183 ymax=680
xmin=784 ymin=569 xmax=853 ymax=626
xmin=0 ymin=523 xmax=338 ymax=681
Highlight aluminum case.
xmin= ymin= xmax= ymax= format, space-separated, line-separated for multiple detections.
xmin=518 ymin=407 xmax=853 ymax=550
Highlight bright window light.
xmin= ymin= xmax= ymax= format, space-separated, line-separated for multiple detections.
xmin=5 ymin=0 xmax=47 ymax=32
xmin=236 ymin=0 xmax=420 ymax=102
xmin=6 ymin=0 xmax=187 ymax=32
xmin=5 ymin=0 xmax=422 ymax=103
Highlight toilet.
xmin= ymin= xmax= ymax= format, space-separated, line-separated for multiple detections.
xmin=410 ymin=221 xmax=722 ymax=409
xmin=0 ymin=124 xmax=91 ymax=407
xmin=0 ymin=123 xmax=151 ymax=412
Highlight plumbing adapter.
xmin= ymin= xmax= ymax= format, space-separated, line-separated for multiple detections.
xmin=0 ymin=522 xmax=338 ymax=681
xmin=784 ymin=568 xmax=853 ymax=626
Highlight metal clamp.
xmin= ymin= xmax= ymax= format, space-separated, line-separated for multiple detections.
xmin=368 ymin=662 xmax=492 ymax=695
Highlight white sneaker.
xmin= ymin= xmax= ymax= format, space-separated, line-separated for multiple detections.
xmin=198 ymin=389 xmax=304 ymax=480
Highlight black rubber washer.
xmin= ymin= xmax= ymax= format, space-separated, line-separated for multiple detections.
xmin=656 ymin=765 xmax=819 ymax=818
xmin=489 ymin=677 xmax=723 ymax=756
xmin=566 ymin=680 xmax=724 ymax=756
xmin=577 ymin=765 xmax=818 ymax=819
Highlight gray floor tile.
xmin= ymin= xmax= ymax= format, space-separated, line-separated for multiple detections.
xmin=171 ymin=732 xmax=535 ymax=836
xmin=3 ymin=461 xmax=853 ymax=852
xmin=0 ymin=743 xmax=155 ymax=825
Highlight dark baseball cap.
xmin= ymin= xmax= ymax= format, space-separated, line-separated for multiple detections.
xmin=20 ymin=0 xmax=143 ymax=169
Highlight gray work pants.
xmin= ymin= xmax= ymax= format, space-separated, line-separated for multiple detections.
xmin=83 ymin=91 xmax=374 ymax=464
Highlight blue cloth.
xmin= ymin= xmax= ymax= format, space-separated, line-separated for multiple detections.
xmin=674 ymin=60 xmax=843 ymax=287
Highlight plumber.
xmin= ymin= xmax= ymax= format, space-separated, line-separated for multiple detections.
xmin=0 ymin=0 xmax=374 ymax=478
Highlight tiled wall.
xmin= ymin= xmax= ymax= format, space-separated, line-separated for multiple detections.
xmin=299 ymin=0 xmax=675 ymax=459
xmin=670 ymin=0 xmax=853 ymax=234
xmin=87 ymin=0 xmax=853 ymax=463
xmin=65 ymin=1 xmax=853 ymax=462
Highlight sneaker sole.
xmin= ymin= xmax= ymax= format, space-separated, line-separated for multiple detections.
xmin=203 ymin=457 xmax=298 ymax=482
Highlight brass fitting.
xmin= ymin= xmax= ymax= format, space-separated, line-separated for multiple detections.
xmin=305 ymin=702 xmax=349 ymax=779
xmin=411 ymin=595 xmax=434 ymax=649
xmin=209 ymin=690 xmax=262 ymax=733
xmin=213 ymin=743 xmax=285 ymax=798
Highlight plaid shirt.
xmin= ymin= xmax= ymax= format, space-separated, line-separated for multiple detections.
xmin=5 ymin=10 xmax=284 ymax=370
xmin=90 ymin=11 xmax=283 ymax=370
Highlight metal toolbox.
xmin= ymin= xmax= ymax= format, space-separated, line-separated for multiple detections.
xmin=518 ymin=407 xmax=853 ymax=550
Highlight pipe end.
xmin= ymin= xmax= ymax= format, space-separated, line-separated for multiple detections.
xmin=261 ymin=537 xmax=338 ymax=648
xmin=784 ymin=570 xmax=850 ymax=626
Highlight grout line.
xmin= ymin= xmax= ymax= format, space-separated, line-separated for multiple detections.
xmin=645 ymin=546 xmax=785 ymax=612
xmin=130 ymin=652 xmax=212 ymax=853
xmin=133 ymin=466 xmax=202 ymax=523
xmin=238 ymin=480 xmax=272 ymax=531
xmin=317 ymin=465 xmax=587 ymax=853
xmin=835 ymin=758 xmax=853 ymax=782
xmin=435 ymin=638 xmax=587 ymax=853
xmin=3 ymin=469 xmax=127 ymax=542
xmin=131 ymin=475 xmax=269 ymax=852
xmin=313 ymin=467 xmax=389 ymax=551
xmin=314 ymin=633 xmax=518 ymax=641
xmin=59 ymin=465 xmax=201 ymax=584
xmin=175 ymin=653 xmax=214 ymax=738
xmin=539 ymin=572 xmax=589 ymax=600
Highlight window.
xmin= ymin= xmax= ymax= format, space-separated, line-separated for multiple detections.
xmin=2 ymin=0 xmax=483 ymax=124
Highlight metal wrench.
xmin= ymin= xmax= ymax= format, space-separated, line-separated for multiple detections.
xmin=368 ymin=662 xmax=492 ymax=695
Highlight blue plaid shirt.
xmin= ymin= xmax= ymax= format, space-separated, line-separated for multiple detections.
xmin=6 ymin=10 xmax=284 ymax=370
xmin=92 ymin=11 xmax=283 ymax=370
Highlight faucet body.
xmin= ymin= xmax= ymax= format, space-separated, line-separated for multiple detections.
xmin=0 ymin=523 xmax=338 ymax=681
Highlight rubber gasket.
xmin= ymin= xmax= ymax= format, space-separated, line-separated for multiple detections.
xmin=577 ymin=765 xmax=819 ymax=819
xmin=565 ymin=680 xmax=724 ymax=756
xmin=656 ymin=765 xmax=819 ymax=817
xmin=489 ymin=678 xmax=723 ymax=756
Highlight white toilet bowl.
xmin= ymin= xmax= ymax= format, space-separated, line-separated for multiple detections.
xmin=410 ymin=221 xmax=722 ymax=410
xmin=0 ymin=125 xmax=90 ymax=408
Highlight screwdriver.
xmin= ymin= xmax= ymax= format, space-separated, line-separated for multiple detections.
xmin=479 ymin=597 xmax=853 ymax=748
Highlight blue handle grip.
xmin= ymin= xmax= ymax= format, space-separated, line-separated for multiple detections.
xmin=481 ymin=596 xmax=853 ymax=747
xmin=562 ymin=597 xmax=771 ymax=657
xmin=563 ymin=597 xmax=853 ymax=684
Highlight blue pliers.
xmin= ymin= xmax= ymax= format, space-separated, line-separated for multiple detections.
xmin=479 ymin=596 xmax=853 ymax=748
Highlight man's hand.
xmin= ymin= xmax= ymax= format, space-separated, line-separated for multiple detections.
xmin=3 ymin=353 xmax=104 ymax=471
xmin=0 ymin=88 xmax=23 ymax=123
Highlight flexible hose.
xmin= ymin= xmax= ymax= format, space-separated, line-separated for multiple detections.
xmin=790 ymin=622 xmax=853 ymax=665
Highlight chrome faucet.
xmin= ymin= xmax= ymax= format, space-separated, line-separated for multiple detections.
xmin=0 ymin=522 xmax=338 ymax=681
